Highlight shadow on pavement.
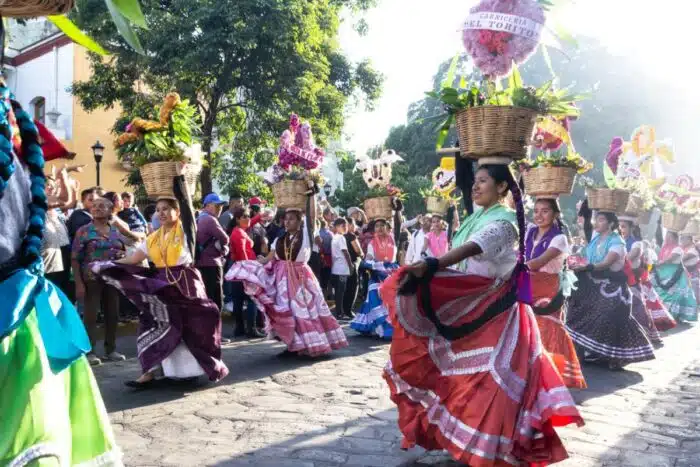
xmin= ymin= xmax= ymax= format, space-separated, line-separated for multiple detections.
xmin=94 ymin=328 xmax=388 ymax=413
xmin=571 ymin=363 xmax=644 ymax=404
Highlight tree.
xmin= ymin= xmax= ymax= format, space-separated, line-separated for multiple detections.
xmin=376 ymin=38 xmax=700 ymax=223
xmin=70 ymin=0 xmax=383 ymax=196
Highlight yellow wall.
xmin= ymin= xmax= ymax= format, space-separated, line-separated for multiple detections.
xmin=47 ymin=46 xmax=127 ymax=194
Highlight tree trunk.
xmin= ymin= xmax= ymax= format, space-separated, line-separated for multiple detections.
xmin=200 ymin=99 xmax=220 ymax=196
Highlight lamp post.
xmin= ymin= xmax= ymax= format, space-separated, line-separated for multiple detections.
xmin=91 ymin=140 xmax=105 ymax=187
xmin=323 ymin=182 xmax=332 ymax=198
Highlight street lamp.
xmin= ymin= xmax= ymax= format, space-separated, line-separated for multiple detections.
xmin=91 ymin=140 xmax=105 ymax=187
xmin=323 ymin=182 xmax=332 ymax=198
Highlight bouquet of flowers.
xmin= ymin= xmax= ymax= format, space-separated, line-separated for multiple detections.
xmin=462 ymin=0 xmax=550 ymax=78
xmin=114 ymin=92 xmax=201 ymax=167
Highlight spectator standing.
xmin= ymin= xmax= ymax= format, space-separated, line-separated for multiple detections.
xmin=196 ymin=193 xmax=230 ymax=313
xmin=220 ymin=195 xmax=244 ymax=233
xmin=330 ymin=218 xmax=354 ymax=319
xmin=318 ymin=217 xmax=334 ymax=298
xmin=404 ymin=215 xmax=430 ymax=264
xmin=248 ymin=203 xmax=269 ymax=257
xmin=66 ymin=187 xmax=98 ymax=242
xmin=228 ymin=208 xmax=260 ymax=337
xmin=343 ymin=218 xmax=364 ymax=317
xmin=71 ymin=197 xmax=127 ymax=366
xmin=118 ymin=192 xmax=148 ymax=234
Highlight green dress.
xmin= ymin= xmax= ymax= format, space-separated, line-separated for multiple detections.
xmin=0 ymin=270 xmax=121 ymax=466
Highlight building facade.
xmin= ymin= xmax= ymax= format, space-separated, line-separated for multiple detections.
xmin=5 ymin=19 xmax=128 ymax=194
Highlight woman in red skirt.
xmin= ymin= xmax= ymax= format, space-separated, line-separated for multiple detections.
xmin=525 ymin=198 xmax=586 ymax=389
xmin=382 ymin=159 xmax=583 ymax=467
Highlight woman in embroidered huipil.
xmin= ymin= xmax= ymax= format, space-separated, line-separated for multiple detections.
xmin=350 ymin=213 xmax=402 ymax=339
xmin=91 ymin=176 xmax=229 ymax=388
xmin=652 ymin=231 xmax=698 ymax=323
xmin=566 ymin=210 xmax=655 ymax=369
xmin=620 ymin=219 xmax=663 ymax=345
xmin=525 ymin=198 xmax=586 ymax=389
xmin=226 ymin=187 xmax=348 ymax=357
xmin=381 ymin=161 xmax=583 ymax=466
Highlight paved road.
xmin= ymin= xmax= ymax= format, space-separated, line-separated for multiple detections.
xmin=93 ymin=322 xmax=700 ymax=467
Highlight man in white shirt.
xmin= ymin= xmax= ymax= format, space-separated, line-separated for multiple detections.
xmin=331 ymin=218 xmax=353 ymax=319
xmin=405 ymin=215 xmax=432 ymax=265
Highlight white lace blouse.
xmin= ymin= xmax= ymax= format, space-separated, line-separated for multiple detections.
xmin=457 ymin=220 xmax=518 ymax=281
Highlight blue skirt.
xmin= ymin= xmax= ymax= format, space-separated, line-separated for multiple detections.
xmin=350 ymin=261 xmax=399 ymax=339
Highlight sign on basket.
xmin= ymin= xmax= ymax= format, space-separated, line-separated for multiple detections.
xmin=463 ymin=12 xmax=543 ymax=39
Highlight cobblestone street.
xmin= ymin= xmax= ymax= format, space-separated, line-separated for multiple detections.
xmin=94 ymin=322 xmax=700 ymax=467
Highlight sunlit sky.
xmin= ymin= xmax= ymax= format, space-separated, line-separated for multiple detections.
xmin=339 ymin=0 xmax=696 ymax=158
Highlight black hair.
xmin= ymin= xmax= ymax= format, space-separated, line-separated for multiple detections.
xmin=667 ymin=230 xmax=679 ymax=243
xmin=274 ymin=208 xmax=286 ymax=224
xmin=285 ymin=209 xmax=303 ymax=221
xmin=597 ymin=212 xmax=619 ymax=232
xmin=103 ymin=191 xmax=120 ymax=208
xmin=578 ymin=199 xmax=593 ymax=243
xmin=80 ymin=187 xmax=96 ymax=202
xmin=333 ymin=218 xmax=347 ymax=227
xmin=144 ymin=204 xmax=156 ymax=221
xmin=250 ymin=204 xmax=262 ymax=215
xmin=620 ymin=219 xmax=642 ymax=241
xmin=535 ymin=198 xmax=571 ymax=241
xmin=454 ymin=147 xmax=475 ymax=215
xmin=156 ymin=197 xmax=180 ymax=211
xmin=477 ymin=164 xmax=526 ymax=266
xmin=233 ymin=207 xmax=250 ymax=227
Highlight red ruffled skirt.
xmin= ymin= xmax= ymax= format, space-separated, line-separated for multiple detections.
xmin=381 ymin=268 xmax=583 ymax=467
xmin=641 ymin=278 xmax=676 ymax=331
xmin=531 ymin=272 xmax=586 ymax=389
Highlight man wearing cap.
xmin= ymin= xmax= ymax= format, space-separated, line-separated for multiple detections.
xmin=196 ymin=193 xmax=230 ymax=315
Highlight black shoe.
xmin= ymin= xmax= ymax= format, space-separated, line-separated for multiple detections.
xmin=124 ymin=378 xmax=160 ymax=390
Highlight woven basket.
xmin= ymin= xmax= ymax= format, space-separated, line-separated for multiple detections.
xmin=683 ymin=219 xmax=700 ymax=236
xmin=364 ymin=196 xmax=393 ymax=221
xmin=271 ymin=179 xmax=308 ymax=210
xmin=139 ymin=162 xmax=200 ymax=199
xmin=662 ymin=212 xmax=691 ymax=232
xmin=638 ymin=210 xmax=652 ymax=225
xmin=0 ymin=0 xmax=73 ymax=17
xmin=455 ymin=106 xmax=538 ymax=160
xmin=587 ymin=188 xmax=630 ymax=213
xmin=521 ymin=166 xmax=576 ymax=197
xmin=426 ymin=196 xmax=449 ymax=216
xmin=623 ymin=194 xmax=645 ymax=215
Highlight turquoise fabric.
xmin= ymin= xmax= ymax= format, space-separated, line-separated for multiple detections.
xmin=584 ymin=232 xmax=625 ymax=264
xmin=0 ymin=269 xmax=90 ymax=373
xmin=451 ymin=204 xmax=516 ymax=249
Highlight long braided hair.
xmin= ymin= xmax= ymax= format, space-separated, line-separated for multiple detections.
xmin=477 ymin=164 xmax=530 ymax=302
xmin=0 ymin=84 xmax=48 ymax=274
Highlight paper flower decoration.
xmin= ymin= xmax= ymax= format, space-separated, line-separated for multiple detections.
xmin=277 ymin=114 xmax=325 ymax=170
xmin=462 ymin=0 xmax=545 ymax=78
xmin=534 ymin=116 xmax=571 ymax=152
xmin=355 ymin=149 xmax=403 ymax=189
xmin=618 ymin=125 xmax=674 ymax=188
xmin=432 ymin=157 xmax=456 ymax=195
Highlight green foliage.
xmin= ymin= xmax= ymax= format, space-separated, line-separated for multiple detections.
xmin=70 ymin=0 xmax=384 ymax=196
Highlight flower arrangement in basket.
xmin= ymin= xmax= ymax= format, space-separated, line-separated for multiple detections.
xmin=419 ymin=157 xmax=460 ymax=215
xmin=429 ymin=64 xmax=584 ymax=160
xmin=114 ymin=92 xmax=202 ymax=198
xmin=355 ymin=149 xmax=404 ymax=221
xmin=260 ymin=114 xmax=326 ymax=211
xmin=654 ymin=176 xmax=700 ymax=232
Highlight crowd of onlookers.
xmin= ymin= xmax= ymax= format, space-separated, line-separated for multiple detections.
xmin=41 ymin=166 xmax=455 ymax=365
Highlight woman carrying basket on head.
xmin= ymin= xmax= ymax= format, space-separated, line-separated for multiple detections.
xmin=90 ymin=166 xmax=229 ymax=389
xmin=524 ymin=197 xmax=586 ymax=389
xmin=566 ymin=206 xmax=655 ymax=370
xmin=381 ymin=158 xmax=583 ymax=466
xmin=225 ymin=181 xmax=348 ymax=357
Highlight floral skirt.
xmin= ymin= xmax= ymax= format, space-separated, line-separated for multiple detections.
xmin=641 ymin=278 xmax=676 ymax=331
xmin=1 ymin=273 xmax=120 ymax=467
xmin=226 ymin=260 xmax=348 ymax=356
xmin=652 ymin=264 xmax=698 ymax=323
xmin=531 ymin=271 xmax=586 ymax=389
xmin=566 ymin=271 xmax=655 ymax=366
xmin=350 ymin=261 xmax=399 ymax=339
xmin=381 ymin=267 xmax=583 ymax=466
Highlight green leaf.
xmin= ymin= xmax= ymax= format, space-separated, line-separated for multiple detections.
xmin=441 ymin=54 xmax=459 ymax=89
xmin=48 ymin=16 xmax=108 ymax=55
xmin=540 ymin=44 xmax=556 ymax=79
xmin=603 ymin=163 xmax=617 ymax=188
xmin=111 ymin=0 xmax=147 ymax=28
xmin=105 ymin=0 xmax=145 ymax=54
xmin=508 ymin=64 xmax=523 ymax=90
